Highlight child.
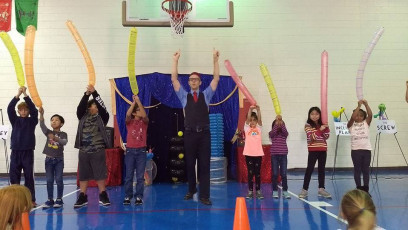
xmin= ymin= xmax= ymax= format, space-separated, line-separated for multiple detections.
xmin=243 ymin=105 xmax=264 ymax=199
xmin=0 ymin=185 xmax=33 ymax=230
xmin=347 ymin=100 xmax=373 ymax=194
xmin=39 ymin=107 xmax=68 ymax=208
xmin=269 ymin=115 xmax=290 ymax=199
xmin=299 ymin=107 xmax=331 ymax=199
xmin=74 ymin=85 xmax=112 ymax=208
xmin=123 ymin=95 xmax=149 ymax=205
xmin=7 ymin=86 xmax=38 ymax=206
xmin=340 ymin=189 xmax=376 ymax=230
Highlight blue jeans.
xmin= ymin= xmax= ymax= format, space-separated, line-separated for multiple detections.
xmin=124 ymin=147 xmax=147 ymax=199
xmin=45 ymin=157 xmax=64 ymax=199
xmin=272 ymin=155 xmax=288 ymax=191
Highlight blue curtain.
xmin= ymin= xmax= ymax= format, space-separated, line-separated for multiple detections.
xmin=114 ymin=72 xmax=239 ymax=178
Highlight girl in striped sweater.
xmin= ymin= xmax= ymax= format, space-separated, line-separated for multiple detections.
xmin=269 ymin=115 xmax=290 ymax=199
xmin=298 ymin=107 xmax=332 ymax=199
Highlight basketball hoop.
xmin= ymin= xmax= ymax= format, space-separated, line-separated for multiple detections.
xmin=162 ymin=0 xmax=192 ymax=37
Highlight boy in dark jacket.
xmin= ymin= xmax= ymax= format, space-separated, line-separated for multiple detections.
xmin=74 ymin=85 xmax=112 ymax=208
xmin=7 ymin=86 xmax=38 ymax=206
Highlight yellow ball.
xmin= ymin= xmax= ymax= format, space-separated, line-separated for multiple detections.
xmin=178 ymin=153 xmax=184 ymax=159
xmin=178 ymin=131 xmax=183 ymax=137
xmin=172 ymin=177 xmax=178 ymax=182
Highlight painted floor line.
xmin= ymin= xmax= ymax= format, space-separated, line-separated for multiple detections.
xmin=31 ymin=189 xmax=80 ymax=212
xmin=278 ymin=186 xmax=347 ymax=224
xmin=281 ymin=186 xmax=385 ymax=229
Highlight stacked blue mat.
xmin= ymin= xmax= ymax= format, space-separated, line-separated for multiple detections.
xmin=209 ymin=113 xmax=224 ymax=157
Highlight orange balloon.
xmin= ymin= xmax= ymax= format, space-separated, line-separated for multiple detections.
xmin=66 ymin=20 xmax=96 ymax=86
xmin=24 ymin=25 xmax=42 ymax=107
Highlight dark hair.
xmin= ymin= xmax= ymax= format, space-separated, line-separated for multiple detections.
xmin=130 ymin=104 xmax=140 ymax=119
xmin=132 ymin=103 xmax=140 ymax=113
xmin=51 ymin=114 xmax=65 ymax=124
xmin=272 ymin=119 xmax=285 ymax=128
xmin=189 ymin=72 xmax=201 ymax=79
xmin=354 ymin=109 xmax=367 ymax=120
xmin=307 ymin=106 xmax=322 ymax=128
xmin=250 ymin=112 xmax=258 ymax=121
xmin=87 ymin=99 xmax=96 ymax=108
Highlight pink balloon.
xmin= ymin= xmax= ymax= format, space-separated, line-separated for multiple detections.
xmin=224 ymin=60 xmax=257 ymax=106
xmin=321 ymin=51 xmax=328 ymax=125
xmin=356 ymin=27 xmax=384 ymax=100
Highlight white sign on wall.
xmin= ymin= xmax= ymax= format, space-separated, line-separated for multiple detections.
xmin=376 ymin=120 xmax=397 ymax=134
xmin=334 ymin=122 xmax=350 ymax=136
xmin=0 ymin=125 xmax=10 ymax=140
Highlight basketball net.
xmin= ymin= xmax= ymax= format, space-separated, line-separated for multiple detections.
xmin=162 ymin=0 xmax=192 ymax=38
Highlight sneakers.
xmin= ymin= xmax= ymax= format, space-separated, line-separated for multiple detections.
xmin=245 ymin=190 xmax=253 ymax=199
xmin=99 ymin=191 xmax=111 ymax=206
xmin=199 ymin=198 xmax=212 ymax=205
xmin=43 ymin=199 xmax=54 ymax=208
xmin=123 ymin=197 xmax=131 ymax=205
xmin=318 ymin=188 xmax=332 ymax=198
xmin=298 ymin=189 xmax=308 ymax=199
xmin=256 ymin=190 xmax=264 ymax=199
xmin=53 ymin=198 xmax=64 ymax=208
xmin=272 ymin=191 xmax=279 ymax=199
xmin=135 ymin=197 xmax=143 ymax=205
xmin=283 ymin=191 xmax=291 ymax=199
xmin=74 ymin=192 xmax=88 ymax=208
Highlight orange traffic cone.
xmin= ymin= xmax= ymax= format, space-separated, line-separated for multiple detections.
xmin=233 ymin=197 xmax=250 ymax=230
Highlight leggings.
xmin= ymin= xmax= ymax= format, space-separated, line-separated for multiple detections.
xmin=351 ymin=150 xmax=371 ymax=187
xmin=302 ymin=151 xmax=327 ymax=190
xmin=245 ymin=156 xmax=262 ymax=191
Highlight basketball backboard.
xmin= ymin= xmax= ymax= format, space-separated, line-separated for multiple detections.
xmin=122 ymin=0 xmax=234 ymax=27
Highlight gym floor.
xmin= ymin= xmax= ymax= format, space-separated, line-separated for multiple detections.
xmin=0 ymin=169 xmax=406 ymax=229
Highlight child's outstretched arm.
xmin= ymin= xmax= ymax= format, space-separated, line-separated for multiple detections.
xmin=347 ymin=100 xmax=362 ymax=128
xmin=245 ymin=106 xmax=253 ymax=125
xmin=15 ymin=86 xmax=23 ymax=99
xmin=135 ymin=95 xmax=149 ymax=123
xmin=7 ymin=87 xmax=23 ymax=125
xmin=362 ymin=99 xmax=373 ymax=126
xmin=23 ymin=87 xmax=38 ymax=122
xmin=38 ymin=107 xmax=50 ymax=135
xmin=280 ymin=122 xmax=289 ymax=138
xmin=171 ymin=50 xmax=181 ymax=92
xmin=90 ymin=87 xmax=109 ymax=126
xmin=255 ymin=105 xmax=262 ymax=126
xmin=125 ymin=96 xmax=137 ymax=123
xmin=77 ymin=87 xmax=91 ymax=120
xmin=210 ymin=49 xmax=220 ymax=91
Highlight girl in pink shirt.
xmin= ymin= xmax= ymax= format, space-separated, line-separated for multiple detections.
xmin=347 ymin=100 xmax=373 ymax=194
xmin=243 ymin=105 xmax=264 ymax=199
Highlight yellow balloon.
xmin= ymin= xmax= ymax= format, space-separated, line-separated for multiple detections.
xmin=66 ymin=20 xmax=96 ymax=86
xmin=128 ymin=28 xmax=139 ymax=95
xmin=260 ymin=64 xmax=281 ymax=115
xmin=178 ymin=153 xmax=184 ymax=159
xmin=0 ymin=32 xmax=25 ymax=86
xmin=178 ymin=131 xmax=183 ymax=137
xmin=24 ymin=25 xmax=42 ymax=107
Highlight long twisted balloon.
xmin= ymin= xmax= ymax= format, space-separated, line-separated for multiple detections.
xmin=260 ymin=64 xmax=281 ymax=115
xmin=356 ymin=27 xmax=384 ymax=100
